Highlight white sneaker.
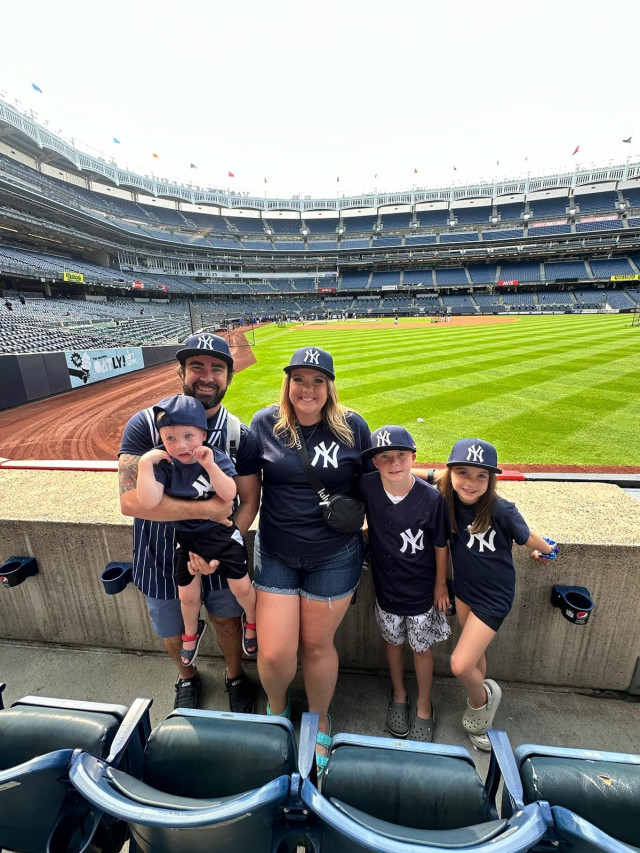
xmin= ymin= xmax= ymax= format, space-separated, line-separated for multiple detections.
xmin=462 ymin=679 xmax=502 ymax=734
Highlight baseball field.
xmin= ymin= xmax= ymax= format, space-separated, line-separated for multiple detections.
xmin=223 ymin=313 xmax=640 ymax=468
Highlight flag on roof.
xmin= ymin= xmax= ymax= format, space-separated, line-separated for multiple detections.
xmin=264 ymin=177 xmax=267 ymax=183
xmin=623 ymin=136 xmax=632 ymax=143
xmin=190 ymin=163 xmax=197 ymax=169
xmin=453 ymin=165 xmax=457 ymax=171
xmin=31 ymin=83 xmax=42 ymax=93
xmin=413 ymin=167 xmax=418 ymax=174
xmin=228 ymin=171 xmax=235 ymax=177
xmin=112 ymin=137 xmax=121 ymax=144
xmin=336 ymin=176 xmax=340 ymax=182
xmin=572 ymin=145 xmax=580 ymax=156
xmin=374 ymin=173 xmax=377 ymax=178
xmin=152 ymin=153 xmax=159 ymax=159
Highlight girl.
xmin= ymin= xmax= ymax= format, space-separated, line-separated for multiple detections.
xmin=438 ymin=438 xmax=558 ymax=750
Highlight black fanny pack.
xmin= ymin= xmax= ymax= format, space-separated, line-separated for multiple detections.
xmin=294 ymin=424 xmax=365 ymax=534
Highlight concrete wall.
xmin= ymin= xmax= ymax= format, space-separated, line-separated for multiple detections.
xmin=0 ymin=470 xmax=638 ymax=691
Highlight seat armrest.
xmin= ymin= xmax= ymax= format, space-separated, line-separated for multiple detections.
xmin=552 ymin=806 xmax=638 ymax=853
xmin=487 ymin=729 xmax=525 ymax=815
xmin=299 ymin=712 xmax=320 ymax=783
xmin=105 ymin=696 xmax=153 ymax=767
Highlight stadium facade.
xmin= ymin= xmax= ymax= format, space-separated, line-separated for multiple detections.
xmin=1 ymin=94 xmax=639 ymax=341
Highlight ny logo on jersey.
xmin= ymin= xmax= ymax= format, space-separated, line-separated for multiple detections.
xmin=399 ymin=527 xmax=424 ymax=555
xmin=192 ymin=474 xmax=213 ymax=498
xmin=196 ymin=334 xmax=218 ymax=351
xmin=465 ymin=525 xmax=497 ymax=552
xmin=376 ymin=430 xmax=392 ymax=447
xmin=304 ymin=348 xmax=320 ymax=365
xmin=466 ymin=444 xmax=485 ymax=463
xmin=311 ymin=441 xmax=340 ymax=468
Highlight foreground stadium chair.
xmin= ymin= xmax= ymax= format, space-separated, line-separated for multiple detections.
xmin=297 ymin=715 xmax=548 ymax=853
xmin=69 ymin=709 xmax=303 ymax=853
xmin=0 ymin=682 xmax=151 ymax=853
xmin=504 ymin=741 xmax=640 ymax=852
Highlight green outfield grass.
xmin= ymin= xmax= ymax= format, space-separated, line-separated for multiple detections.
xmin=224 ymin=314 xmax=640 ymax=466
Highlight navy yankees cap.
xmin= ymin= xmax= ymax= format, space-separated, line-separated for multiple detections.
xmin=284 ymin=346 xmax=335 ymax=379
xmin=176 ymin=333 xmax=234 ymax=367
xmin=153 ymin=395 xmax=209 ymax=433
xmin=362 ymin=425 xmax=417 ymax=460
xmin=446 ymin=438 xmax=502 ymax=474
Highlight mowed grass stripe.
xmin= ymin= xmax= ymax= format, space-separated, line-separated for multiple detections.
xmin=224 ymin=315 xmax=639 ymax=465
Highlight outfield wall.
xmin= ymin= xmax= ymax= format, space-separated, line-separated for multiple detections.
xmin=0 ymin=469 xmax=638 ymax=692
xmin=0 ymin=345 xmax=179 ymax=411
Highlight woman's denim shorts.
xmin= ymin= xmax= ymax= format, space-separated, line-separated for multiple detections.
xmin=253 ymin=530 xmax=364 ymax=602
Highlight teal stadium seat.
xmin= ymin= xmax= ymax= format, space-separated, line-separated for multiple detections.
xmin=69 ymin=709 xmax=304 ymax=853
xmin=0 ymin=684 xmax=150 ymax=853
xmin=297 ymin=716 xmax=548 ymax=853
xmin=505 ymin=742 xmax=640 ymax=853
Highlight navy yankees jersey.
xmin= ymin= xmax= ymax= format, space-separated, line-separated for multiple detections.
xmin=153 ymin=448 xmax=236 ymax=533
xmin=451 ymin=495 xmax=530 ymax=618
xmin=250 ymin=405 xmax=371 ymax=559
xmin=360 ymin=473 xmax=449 ymax=616
xmin=119 ymin=404 xmax=260 ymax=599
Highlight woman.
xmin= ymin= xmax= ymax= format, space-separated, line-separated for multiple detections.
xmin=250 ymin=346 xmax=370 ymax=774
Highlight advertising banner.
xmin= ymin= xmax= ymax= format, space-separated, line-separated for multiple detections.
xmin=610 ymin=274 xmax=639 ymax=281
xmin=65 ymin=347 xmax=144 ymax=388
xmin=497 ymin=279 xmax=519 ymax=287
xmin=63 ymin=271 xmax=84 ymax=283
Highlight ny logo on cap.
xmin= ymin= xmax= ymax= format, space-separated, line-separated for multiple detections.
xmin=376 ymin=430 xmax=392 ymax=447
xmin=197 ymin=334 xmax=217 ymax=350
xmin=304 ymin=348 xmax=320 ymax=365
xmin=466 ymin=444 xmax=485 ymax=463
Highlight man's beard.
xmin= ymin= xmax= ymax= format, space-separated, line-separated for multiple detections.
xmin=183 ymin=380 xmax=227 ymax=410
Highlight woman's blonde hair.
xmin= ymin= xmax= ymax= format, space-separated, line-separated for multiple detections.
xmin=274 ymin=372 xmax=355 ymax=447
xmin=436 ymin=466 xmax=498 ymax=534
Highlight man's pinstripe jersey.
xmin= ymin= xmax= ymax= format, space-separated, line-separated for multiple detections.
xmin=119 ymin=404 xmax=260 ymax=599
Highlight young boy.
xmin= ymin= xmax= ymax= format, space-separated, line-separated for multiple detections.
xmin=360 ymin=425 xmax=451 ymax=741
xmin=136 ymin=394 xmax=257 ymax=665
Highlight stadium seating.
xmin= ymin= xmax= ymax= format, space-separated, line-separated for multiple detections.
xmin=503 ymin=740 xmax=640 ymax=852
xmin=69 ymin=709 xmax=300 ymax=853
xmin=0 ymin=685 xmax=150 ymax=853
xmin=297 ymin=714 xmax=549 ymax=853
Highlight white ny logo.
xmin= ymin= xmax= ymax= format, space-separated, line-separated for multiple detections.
xmin=197 ymin=334 xmax=217 ymax=350
xmin=311 ymin=441 xmax=340 ymax=468
xmin=466 ymin=526 xmax=497 ymax=552
xmin=304 ymin=348 xmax=320 ymax=365
xmin=466 ymin=444 xmax=484 ymax=463
xmin=376 ymin=430 xmax=392 ymax=447
xmin=399 ymin=528 xmax=424 ymax=555
xmin=192 ymin=474 xmax=213 ymax=498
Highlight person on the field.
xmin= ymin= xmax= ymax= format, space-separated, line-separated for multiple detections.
xmin=360 ymin=426 xmax=450 ymax=742
xmin=136 ymin=395 xmax=257 ymax=667
xmin=438 ymin=438 xmax=558 ymax=750
xmin=250 ymin=346 xmax=370 ymax=775
xmin=119 ymin=333 xmax=261 ymax=712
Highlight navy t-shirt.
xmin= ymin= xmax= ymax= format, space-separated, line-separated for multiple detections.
xmin=450 ymin=495 xmax=530 ymax=618
xmin=360 ymin=473 xmax=449 ymax=616
xmin=153 ymin=448 xmax=237 ymax=533
xmin=119 ymin=404 xmax=260 ymax=598
xmin=250 ymin=404 xmax=370 ymax=559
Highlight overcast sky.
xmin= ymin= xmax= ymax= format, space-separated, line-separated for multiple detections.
xmin=1 ymin=0 xmax=638 ymax=199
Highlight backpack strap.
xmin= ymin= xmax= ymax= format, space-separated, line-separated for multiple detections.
xmin=225 ymin=413 xmax=241 ymax=463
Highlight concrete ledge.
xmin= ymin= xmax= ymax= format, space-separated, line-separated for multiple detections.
xmin=0 ymin=470 xmax=638 ymax=691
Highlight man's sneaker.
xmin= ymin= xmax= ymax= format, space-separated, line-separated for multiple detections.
xmin=174 ymin=666 xmax=200 ymax=709
xmin=225 ymin=669 xmax=254 ymax=713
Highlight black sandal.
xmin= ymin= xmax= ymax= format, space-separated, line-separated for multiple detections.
xmin=242 ymin=612 xmax=258 ymax=657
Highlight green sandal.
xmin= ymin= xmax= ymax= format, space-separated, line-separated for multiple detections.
xmin=315 ymin=713 xmax=332 ymax=777
xmin=266 ymin=693 xmax=291 ymax=720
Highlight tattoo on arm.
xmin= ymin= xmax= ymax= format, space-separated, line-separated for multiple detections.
xmin=118 ymin=454 xmax=140 ymax=496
